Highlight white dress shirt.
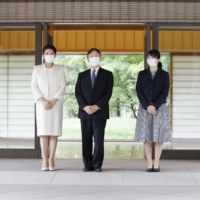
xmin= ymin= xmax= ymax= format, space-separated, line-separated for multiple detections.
xmin=90 ymin=66 xmax=100 ymax=78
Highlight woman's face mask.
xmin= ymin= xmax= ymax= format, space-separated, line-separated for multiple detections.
xmin=147 ymin=58 xmax=157 ymax=67
xmin=44 ymin=55 xmax=55 ymax=64
xmin=44 ymin=49 xmax=56 ymax=64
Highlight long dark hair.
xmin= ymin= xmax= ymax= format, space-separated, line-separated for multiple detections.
xmin=147 ymin=49 xmax=162 ymax=69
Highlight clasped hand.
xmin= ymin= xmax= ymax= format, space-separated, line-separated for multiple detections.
xmin=84 ymin=105 xmax=100 ymax=115
xmin=147 ymin=105 xmax=158 ymax=116
xmin=40 ymin=98 xmax=58 ymax=110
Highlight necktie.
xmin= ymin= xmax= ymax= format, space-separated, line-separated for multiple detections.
xmin=91 ymin=70 xmax=96 ymax=88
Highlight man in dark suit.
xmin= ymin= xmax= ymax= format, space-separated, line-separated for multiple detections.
xmin=75 ymin=48 xmax=113 ymax=172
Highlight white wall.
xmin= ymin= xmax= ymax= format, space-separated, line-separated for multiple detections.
xmin=0 ymin=55 xmax=35 ymax=139
xmin=172 ymin=55 xmax=200 ymax=138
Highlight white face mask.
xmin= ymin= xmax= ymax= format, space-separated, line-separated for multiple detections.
xmin=147 ymin=58 xmax=157 ymax=67
xmin=44 ymin=55 xmax=55 ymax=63
xmin=89 ymin=57 xmax=100 ymax=67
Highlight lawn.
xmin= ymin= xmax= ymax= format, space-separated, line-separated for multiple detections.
xmin=61 ymin=117 xmax=136 ymax=140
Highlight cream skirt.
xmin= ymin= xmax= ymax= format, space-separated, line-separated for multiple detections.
xmin=36 ymin=103 xmax=63 ymax=137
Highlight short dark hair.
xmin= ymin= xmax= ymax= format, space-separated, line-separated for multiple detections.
xmin=87 ymin=48 xmax=101 ymax=57
xmin=43 ymin=44 xmax=57 ymax=54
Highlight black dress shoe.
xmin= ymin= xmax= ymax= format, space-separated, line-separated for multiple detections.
xmin=153 ymin=166 xmax=160 ymax=172
xmin=95 ymin=168 xmax=102 ymax=172
xmin=83 ymin=167 xmax=95 ymax=172
xmin=146 ymin=165 xmax=154 ymax=172
xmin=83 ymin=168 xmax=91 ymax=172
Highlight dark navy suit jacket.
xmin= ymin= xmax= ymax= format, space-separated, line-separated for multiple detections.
xmin=75 ymin=67 xmax=114 ymax=119
xmin=136 ymin=68 xmax=170 ymax=110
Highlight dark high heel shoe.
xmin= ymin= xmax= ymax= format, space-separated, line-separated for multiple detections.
xmin=146 ymin=165 xmax=154 ymax=172
xmin=153 ymin=166 xmax=160 ymax=172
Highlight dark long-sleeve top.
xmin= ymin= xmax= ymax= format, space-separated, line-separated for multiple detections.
xmin=136 ymin=68 xmax=170 ymax=110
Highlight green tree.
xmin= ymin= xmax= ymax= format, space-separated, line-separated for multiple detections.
xmin=55 ymin=55 xmax=88 ymax=118
xmin=55 ymin=54 xmax=170 ymax=119
xmin=101 ymin=55 xmax=144 ymax=118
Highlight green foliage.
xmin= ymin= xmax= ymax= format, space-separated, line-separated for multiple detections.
xmin=101 ymin=55 xmax=144 ymax=117
xmin=160 ymin=55 xmax=170 ymax=72
xmin=54 ymin=54 xmax=170 ymax=140
xmin=55 ymin=55 xmax=88 ymax=117
xmin=55 ymin=54 xmax=170 ymax=118
xmin=61 ymin=118 xmax=136 ymax=140
xmin=55 ymin=55 xmax=145 ymax=118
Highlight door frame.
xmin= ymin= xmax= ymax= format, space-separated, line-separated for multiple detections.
xmin=152 ymin=22 xmax=200 ymax=159
xmin=1 ymin=22 xmax=200 ymax=159
xmin=0 ymin=23 xmax=42 ymax=158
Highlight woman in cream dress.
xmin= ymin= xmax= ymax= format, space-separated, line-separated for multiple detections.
xmin=31 ymin=45 xmax=66 ymax=171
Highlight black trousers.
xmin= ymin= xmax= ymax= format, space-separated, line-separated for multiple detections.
xmin=80 ymin=119 xmax=107 ymax=169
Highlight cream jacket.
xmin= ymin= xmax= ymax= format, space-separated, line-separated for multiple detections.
xmin=31 ymin=64 xmax=66 ymax=103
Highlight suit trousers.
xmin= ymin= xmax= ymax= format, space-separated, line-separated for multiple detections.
xmin=81 ymin=119 xmax=107 ymax=169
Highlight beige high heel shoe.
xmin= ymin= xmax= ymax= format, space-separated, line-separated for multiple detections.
xmin=49 ymin=160 xmax=55 ymax=171
xmin=42 ymin=161 xmax=49 ymax=171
